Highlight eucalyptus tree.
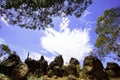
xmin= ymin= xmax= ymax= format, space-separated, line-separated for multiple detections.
xmin=95 ymin=7 xmax=120 ymax=59
xmin=0 ymin=0 xmax=92 ymax=30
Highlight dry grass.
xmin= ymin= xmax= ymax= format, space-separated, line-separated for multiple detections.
xmin=26 ymin=73 xmax=120 ymax=80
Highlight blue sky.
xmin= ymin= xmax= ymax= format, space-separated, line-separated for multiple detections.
xmin=0 ymin=0 xmax=120 ymax=66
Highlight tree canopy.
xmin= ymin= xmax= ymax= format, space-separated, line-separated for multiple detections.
xmin=0 ymin=0 xmax=92 ymax=30
xmin=95 ymin=7 xmax=120 ymax=59
xmin=0 ymin=44 xmax=11 ymax=57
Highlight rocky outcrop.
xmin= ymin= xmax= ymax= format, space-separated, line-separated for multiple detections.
xmin=0 ymin=53 xmax=21 ymax=76
xmin=48 ymin=55 xmax=64 ymax=77
xmin=69 ymin=57 xmax=79 ymax=66
xmin=83 ymin=56 xmax=108 ymax=80
xmin=11 ymin=62 xmax=29 ymax=80
xmin=25 ymin=55 xmax=48 ymax=77
xmin=48 ymin=55 xmax=64 ymax=70
xmin=66 ymin=64 xmax=79 ymax=77
xmin=105 ymin=62 xmax=120 ymax=78
xmin=53 ymin=66 xmax=63 ymax=77
xmin=0 ymin=73 xmax=10 ymax=80
xmin=38 ymin=56 xmax=48 ymax=74
xmin=63 ymin=57 xmax=79 ymax=77
xmin=68 ymin=74 xmax=76 ymax=80
xmin=25 ymin=58 xmax=37 ymax=73
xmin=1 ymin=53 xmax=120 ymax=79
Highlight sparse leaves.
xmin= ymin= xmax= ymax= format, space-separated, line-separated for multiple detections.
xmin=0 ymin=0 xmax=92 ymax=30
xmin=95 ymin=7 xmax=120 ymax=59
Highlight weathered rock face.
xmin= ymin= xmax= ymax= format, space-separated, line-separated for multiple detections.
xmin=0 ymin=73 xmax=10 ymax=80
xmin=68 ymin=74 xmax=76 ymax=80
xmin=105 ymin=62 xmax=120 ymax=78
xmin=48 ymin=55 xmax=64 ymax=77
xmin=11 ymin=62 xmax=29 ymax=80
xmin=66 ymin=64 xmax=79 ymax=77
xmin=83 ymin=56 xmax=107 ymax=80
xmin=25 ymin=58 xmax=37 ymax=73
xmin=25 ymin=55 xmax=48 ymax=77
xmin=54 ymin=55 xmax=64 ymax=67
xmin=38 ymin=56 xmax=48 ymax=74
xmin=69 ymin=57 xmax=79 ymax=66
xmin=0 ymin=53 xmax=21 ymax=76
xmin=63 ymin=57 xmax=80 ymax=77
xmin=49 ymin=55 xmax=64 ymax=70
xmin=53 ymin=66 xmax=63 ymax=77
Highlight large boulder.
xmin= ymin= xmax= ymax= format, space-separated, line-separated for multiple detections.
xmin=62 ymin=57 xmax=80 ymax=77
xmin=25 ymin=58 xmax=37 ymax=73
xmin=69 ymin=57 xmax=79 ymax=66
xmin=48 ymin=55 xmax=64 ymax=70
xmin=0 ymin=73 xmax=10 ymax=80
xmin=25 ymin=55 xmax=48 ymax=77
xmin=53 ymin=66 xmax=63 ymax=77
xmin=11 ymin=62 xmax=29 ymax=80
xmin=48 ymin=55 xmax=64 ymax=77
xmin=66 ymin=64 xmax=79 ymax=77
xmin=38 ymin=56 xmax=48 ymax=74
xmin=83 ymin=56 xmax=107 ymax=80
xmin=0 ymin=53 xmax=21 ymax=76
xmin=34 ymin=56 xmax=48 ymax=77
xmin=105 ymin=62 xmax=120 ymax=78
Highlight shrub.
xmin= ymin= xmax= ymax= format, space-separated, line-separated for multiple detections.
xmin=47 ymin=69 xmax=54 ymax=78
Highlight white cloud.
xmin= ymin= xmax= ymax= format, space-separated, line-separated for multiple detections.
xmin=0 ymin=38 xmax=6 ymax=44
xmin=0 ymin=15 xmax=9 ymax=26
xmin=41 ymin=14 xmax=93 ymax=64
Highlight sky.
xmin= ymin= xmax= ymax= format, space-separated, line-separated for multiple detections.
xmin=0 ymin=0 xmax=120 ymax=66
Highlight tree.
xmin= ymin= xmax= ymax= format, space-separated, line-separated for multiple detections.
xmin=95 ymin=7 xmax=120 ymax=59
xmin=0 ymin=44 xmax=11 ymax=62
xmin=0 ymin=0 xmax=92 ymax=30
xmin=0 ymin=44 xmax=11 ymax=57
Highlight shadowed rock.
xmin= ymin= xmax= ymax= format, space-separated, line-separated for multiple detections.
xmin=0 ymin=73 xmax=10 ymax=80
xmin=83 ymin=56 xmax=108 ymax=80
xmin=63 ymin=57 xmax=79 ymax=77
xmin=25 ymin=55 xmax=48 ymax=77
xmin=48 ymin=55 xmax=64 ymax=77
xmin=69 ymin=57 xmax=79 ymax=66
xmin=48 ymin=55 xmax=64 ymax=70
xmin=0 ymin=53 xmax=21 ymax=76
xmin=105 ymin=62 xmax=120 ymax=78
xmin=53 ymin=66 xmax=63 ymax=77
xmin=11 ymin=62 xmax=29 ymax=80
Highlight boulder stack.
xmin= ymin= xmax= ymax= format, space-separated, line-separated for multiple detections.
xmin=11 ymin=62 xmax=29 ymax=80
xmin=25 ymin=55 xmax=48 ymax=77
xmin=48 ymin=55 xmax=64 ymax=77
xmin=0 ymin=53 xmax=21 ymax=76
xmin=66 ymin=57 xmax=80 ymax=77
xmin=83 ymin=56 xmax=108 ymax=80
xmin=105 ymin=62 xmax=120 ymax=78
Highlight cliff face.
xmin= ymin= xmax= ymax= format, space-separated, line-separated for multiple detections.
xmin=0 ymin=54 xmax=120 ymax=80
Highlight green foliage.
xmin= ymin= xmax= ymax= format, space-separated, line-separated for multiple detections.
xmin=76 ymin=65 xmax=81 ymax=73
xmin=27 ymin=73 xmax=44 ymax=80
xmin=2 ymin=44 xmax=11 ymax=54
xmin=47 ymin=69 xmax=54 ymax=78
xmin=0 ymin=44 xmax=11 ymax=59
xmin=0 ymin=0 xmax=92 ymax=30
xmin=95 ymin=7 xmax=120 ymax=59
xmin=0 ymin=73 xmax=10 ymax=80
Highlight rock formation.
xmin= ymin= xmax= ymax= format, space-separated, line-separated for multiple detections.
xmin=25 ymin=55 xmax=48 ymax=77
xmin=69 ymin=57 xmax=79 ymax=65
xmin=105 ymin=62 xmax=120 ymax=78
xmin=83 ymin=56 xmax=108 ymax=80
xmin=48 ymin=55 xmax=64 ymax=77
xmin=0 ymin=53 xmax=21 ymax=76
xmin=11 ymin=62 xmax=29 ymax=80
